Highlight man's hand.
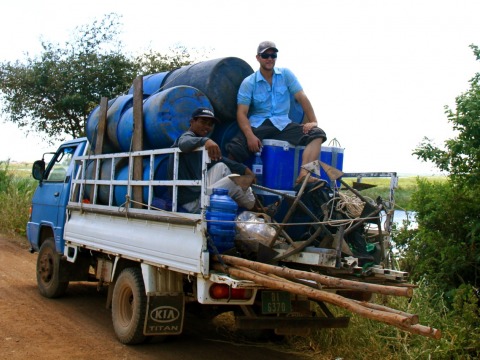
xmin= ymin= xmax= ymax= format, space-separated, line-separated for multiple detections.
xmin=246 ymin=134 xmax=262 ymax=153
xmin=302 ymin=122 xmax=318 ymax=134
xmin=204 ymin=139 xmax=222 ymax=161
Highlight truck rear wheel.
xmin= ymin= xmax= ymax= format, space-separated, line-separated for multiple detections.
xmin=36 ymin=238 xmax=69 ymax=298
xmin=112 ymin=267 xmax=147 ymax=344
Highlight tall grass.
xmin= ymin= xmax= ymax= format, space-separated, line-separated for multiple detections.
xmin=286 ymin=281 xmax=479 ymax=359
xmin=342 ymin=175 xmax=447 ymax=210
xmin=0 ymin=160 xmax=37 ymax=236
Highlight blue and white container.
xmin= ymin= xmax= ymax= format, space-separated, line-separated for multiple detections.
xmin=261 ymin=139 xmax=303 ymax=190
xmin=206 ymin=188 xmax=238 ymax=253
xmin=260 ymin=139 xmax=345 ymax=190
xmin=319 ymin=146 xmax=344 ymax=187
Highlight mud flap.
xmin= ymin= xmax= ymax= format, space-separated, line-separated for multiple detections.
xmin=143 ymin=293 xmax=184 ymax=336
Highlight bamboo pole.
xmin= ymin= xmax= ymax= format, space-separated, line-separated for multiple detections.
xmin=213 ymin=262 xmax=442 ymax=339
xmin=212 ymin=263 xmax=412 ymax=328
xmin=355 ymin=300 xmax=419 ymax=325
xmin=396 ymin=323 xmax=442 ymax=340
xmin=217 ymin=255 xmax=413 ymax=298
xmin=262 ymin=269 xmax=420 ymax=326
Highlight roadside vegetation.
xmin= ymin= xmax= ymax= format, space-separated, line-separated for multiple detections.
xmin=1 ymin=13 xmax=478 ymax=360
xmin=0 ymin=160 xmax=36 ymax=237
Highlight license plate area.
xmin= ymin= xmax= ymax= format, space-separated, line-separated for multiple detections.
xmin=261 ymin=291 xmax=292 ymax=314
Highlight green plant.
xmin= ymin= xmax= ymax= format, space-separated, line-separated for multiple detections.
xmin=0 ymin=161 xmax=36 ymax=236
xmin=291 ymin=281 xmax=478 ymax=359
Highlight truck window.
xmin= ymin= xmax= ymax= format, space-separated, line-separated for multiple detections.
xmin=45 ymin=146 xmax=75 ymax=182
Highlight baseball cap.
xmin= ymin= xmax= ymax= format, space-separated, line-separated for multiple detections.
xmin=257 ymin=41 xmax=279 ymax=54
xmin=191 ymin=107 xmax=219 ymax=122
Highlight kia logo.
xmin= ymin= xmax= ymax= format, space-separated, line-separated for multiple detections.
xmin=150 ymin=306 xmax=180 ymax=323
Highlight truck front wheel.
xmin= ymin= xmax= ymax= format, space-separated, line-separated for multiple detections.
xmin=112 ymin=267 xmax=147 ymax=344
xmin=36 ymin=237 xmax=69 ymax=298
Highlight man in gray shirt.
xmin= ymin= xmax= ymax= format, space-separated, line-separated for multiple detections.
xmin=168 ymin=107 xmax=255 ymax=213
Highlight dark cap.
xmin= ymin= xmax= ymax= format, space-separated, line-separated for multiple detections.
xmin=257 ymin=41 xmax=278 ymax=54
xmin=191 ymin=107 xmax=219 ymax=122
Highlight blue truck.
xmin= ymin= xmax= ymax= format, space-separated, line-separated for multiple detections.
xmin=31 ymin=137 xmax=390 ymax=344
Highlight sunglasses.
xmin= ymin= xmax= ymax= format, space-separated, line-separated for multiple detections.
xmin=259 ymin=53 xmax=277 ymax=59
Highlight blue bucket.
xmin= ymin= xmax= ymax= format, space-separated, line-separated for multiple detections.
xmin=320 ymin=146 xmax=344 ymax=187
xmin=161 ymin=57 xmax=253 ymax=123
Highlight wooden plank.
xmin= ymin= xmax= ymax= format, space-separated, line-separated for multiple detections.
xmin=95 ymin=97 xmax=108 ymax=155
xmin=132 ymin=76 xmax=144 ymax=208
xmin=88 ymin=97 xmax=109 ymax=204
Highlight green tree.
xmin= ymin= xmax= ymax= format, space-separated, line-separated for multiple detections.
xmin=0 ymin=13 xmax=196 ymax=142
xmin=415 ymin=44 xmax=480 ymax=187
xmin=398 ymin=44 xmax=480 ymax=293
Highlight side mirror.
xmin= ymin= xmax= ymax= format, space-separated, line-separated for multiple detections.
xmin=32 ymin=160 xmax=46 ymax=181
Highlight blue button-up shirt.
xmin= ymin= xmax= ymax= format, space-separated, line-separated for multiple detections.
xmin=237 ymin=67 xmax=303 ymax=131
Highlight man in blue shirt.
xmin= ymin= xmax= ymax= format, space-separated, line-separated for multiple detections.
xmin=226 ymin=41 xmax=327 ymax=184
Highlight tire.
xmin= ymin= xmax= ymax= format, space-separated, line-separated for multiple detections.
xmin=112 ymin=267 xmax=147 ymax=345
xmin=36 ymin=237 xmax=69 ymax=298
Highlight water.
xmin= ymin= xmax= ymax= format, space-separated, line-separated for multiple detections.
xmin=392 ymin=210 xmax=417 ymax=229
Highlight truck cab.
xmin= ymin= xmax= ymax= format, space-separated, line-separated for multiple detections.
xmin=27 ymin=138 xmax=87 ymax=253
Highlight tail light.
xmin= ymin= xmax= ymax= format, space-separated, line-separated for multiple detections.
xmin=209 ymin=284 xmax=253 ymax=300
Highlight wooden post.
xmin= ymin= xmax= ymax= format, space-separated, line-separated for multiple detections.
xmin=132 ymin=76 xmax=144 ymax=208
xmin=95 ymin=97 xmax=108 ymax=155
xmin=87 ymin=97 xmax=108 ymax=204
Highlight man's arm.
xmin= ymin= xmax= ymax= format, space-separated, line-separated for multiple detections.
xmin=237 ymin=104 xmax=262 ymax=153
xmin=178 ymin=132 xmax=222 ymax=161
xmin=294 ymin=90 xmax=319 ymax=133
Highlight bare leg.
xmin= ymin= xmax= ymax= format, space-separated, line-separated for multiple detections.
xmin=296 ymin=138 xmax=323 ymax=183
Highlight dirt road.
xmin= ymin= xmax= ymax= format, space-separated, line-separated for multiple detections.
xmin=0 ymin=235 xmax=309 ymax=360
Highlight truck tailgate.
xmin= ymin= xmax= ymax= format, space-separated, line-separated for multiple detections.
xmin=64 ymin=210 xmax=206 ymax=274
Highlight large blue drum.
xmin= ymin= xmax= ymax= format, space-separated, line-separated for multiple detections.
xmin=161 ymin=57 xmax=253 ymax=123
xmin=117 ymin=86 xmax=212 ymax=152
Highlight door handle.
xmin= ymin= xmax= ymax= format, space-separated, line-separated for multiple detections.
xmin=54 ymin=192 xmax=60 ymax=197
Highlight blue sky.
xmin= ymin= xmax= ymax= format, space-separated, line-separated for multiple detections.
xmin=1 ymin=0 xmax=479 ymax=175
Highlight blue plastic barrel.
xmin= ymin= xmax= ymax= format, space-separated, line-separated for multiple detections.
xmin=127 ymin=72 xmax=169 ymax=96
xmin=113 ymin=155 xmax=169 ymax=206
xmin=211 ymin=121 xmax=240 ymax=155
xmin=84 ymin=158 xmax=128 ymax=204
xmin=206 ymin=188 xmax=238 ymax=253
xmin=105 ymin=95 xmax=136 ymax=151
xmin=117 ymin=86 xmax=213 ymax=152
xmin=85 ymin=99 xmax=116 ymax=153
xmin=161 ymin=57 xmax=253 ymax=123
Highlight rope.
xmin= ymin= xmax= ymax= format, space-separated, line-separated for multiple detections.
xmin=118 ymin=195 xmax=197 ymax=222
xmin=335 ymin=192 xmax=370 ymax=219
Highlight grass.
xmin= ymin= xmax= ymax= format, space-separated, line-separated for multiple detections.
xmin=0 ymin=160 xmax=37 ymax=237
xmin=342 ymin=175 xmax=447 ymax=211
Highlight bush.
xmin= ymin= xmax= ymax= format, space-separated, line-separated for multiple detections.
xmin=0 ymin=161 xmax=36 ymax=236
xmin=393 ymin=178 xmax=480 ymax=293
